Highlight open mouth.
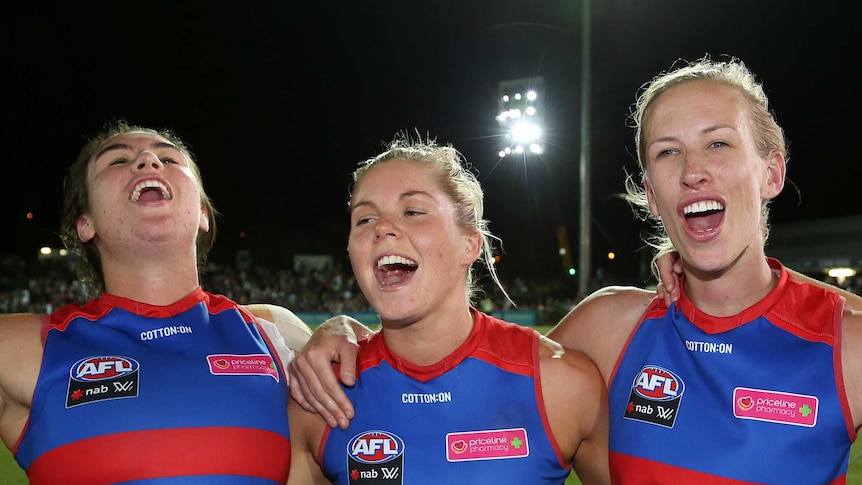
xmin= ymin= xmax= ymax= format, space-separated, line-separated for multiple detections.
xmin=130 ymin=180 xmax=171 ymax=203
xmin=683 ymin=200 xmax=724 ymax=234
xmin=376 ymin=254 xmax=418 ymax=287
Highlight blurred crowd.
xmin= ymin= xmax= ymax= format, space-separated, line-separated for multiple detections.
xmin=0 ymin=253 xmax=585 ymax=326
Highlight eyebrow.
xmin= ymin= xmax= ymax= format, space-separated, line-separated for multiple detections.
xmin=648 ymin=124 xmax=737 ymax=147
xmin=94 ymin=141 xmax=180 ymax=162
xmin=350 ymin=190 xmax=434 ymax=212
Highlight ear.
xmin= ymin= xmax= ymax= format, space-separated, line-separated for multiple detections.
xmin=76 ymin=215 xmax=96 ymax=243
xmin=761 ymin=150 xmax=786 ymax=200
xmin=644 ymin=176 xmax=661 ymax=217
xmin=461 ymin=230 xmax=483 ymax=266
xmin=199 ymin=205 xmax=210 ymax=233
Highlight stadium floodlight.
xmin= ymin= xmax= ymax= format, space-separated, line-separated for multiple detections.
xmin=496 ymin=76 xmax=544 ymax=158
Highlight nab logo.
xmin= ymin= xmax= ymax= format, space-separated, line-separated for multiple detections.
xmin=348 ymin=431 xmax=404 ymax=464
xmin=71 ymin=356 xmax=140 ymax=382
xmin=632 ymin=365 xmax=685 ymax=401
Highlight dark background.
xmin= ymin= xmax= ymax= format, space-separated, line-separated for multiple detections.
xmin=2 ymin=1 xmax=859 ymax=289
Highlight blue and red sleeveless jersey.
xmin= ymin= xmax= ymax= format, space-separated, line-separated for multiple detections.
xmin=608 ymin=259 xmax=854 ymax=484
xmin=320 ymin=310 xmax=571 ymax=484
xmin=14 ymin=288 xmax=290 ymax=485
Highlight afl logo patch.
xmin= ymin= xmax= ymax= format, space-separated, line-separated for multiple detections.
xmin=348 ymin=430 xmax=404 ymax=464
xmin=67 ymin=356 xmax=139 ymax=408
xmin=632 ymin=365 xmax=685 ymax=401
xmin=346 ymin=431 xmax=404 ymax=483
xmin=71 ymin=356 xmax=139 ymax=382
xmin=624 ymin=365 xmax=685 ymax=428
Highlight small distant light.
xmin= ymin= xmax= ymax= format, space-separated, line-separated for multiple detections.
xmin=514 ymin=93 xmax=522 ymax=100
xmin=40 ymin=246 xmax=52 ymax=255
xmin=502 ymin=95 xmax=509 ymax=102
xmin=498 ymin=150 xmax=506 ymax=158
xmin=493 ymin=255 xmax=501 ymax=263
xmin=526 ymin=106 xmax=536 ymax=116
xmin=559 ymin=248 xmax=567 ymax=256
xmin=568 ymin=268 xmax=577 ymax=276
xmin=27 ymin=212 xmax=35 ymax=220
xmin=529 ymin=144 xmax=543 ymax=154
xmin=239 ymin=231 xmax=247 ymax=239
xmin=504 ymin=147 xmax=511 ymax=154
xmin=608 ymin=252 xmax=616 ymax=260
xmin=59 ymin=249 xmax=68 ymax=256
xmin=515 ymin=145 xmax=524 ymax=154
xmin=527 ymin=90 xmax=537 ymax=100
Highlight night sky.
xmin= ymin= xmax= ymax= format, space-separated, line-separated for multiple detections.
xmin=3 ymin=1 xmax=859 ymax=285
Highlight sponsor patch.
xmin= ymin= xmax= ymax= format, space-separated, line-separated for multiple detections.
xmin=446 ymin=428 xmax=529 ymax=462
xmin=624 ymin=365 xmax=685 ymax=428
xmin=346 ymin=430 xmax=404 ymax=483
xmin=733 ymin=387 xmax=818 ymax=427
xmin=66 ymin=356 xmax=139 ymax=407
xmin=207 ymin=354 xmax=279 ymax=381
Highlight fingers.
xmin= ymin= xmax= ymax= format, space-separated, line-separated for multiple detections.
xmin=287 ymin=344 xmax=357 ymax=429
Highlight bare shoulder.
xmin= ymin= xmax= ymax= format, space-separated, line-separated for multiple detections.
xmin=0 ymin=313 xmax=44 ymax=358
xmin=538 ymin=335 xmax=609 ymax=476
xmin=547 ymin=286 xmax=655 ymax=381
xmin=0 ymin=313 xmax=44 ymax=447
xmin=244 ymin=303 xmax=313 ymax=352
xmin=538 ymin=335 xmax=604 ymax=395
xmin=840 ymin=308 xmax=862 ymax=429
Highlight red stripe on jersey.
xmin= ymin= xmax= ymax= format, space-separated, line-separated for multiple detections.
xmin=26 ymin=427 xmax=290 ymax=485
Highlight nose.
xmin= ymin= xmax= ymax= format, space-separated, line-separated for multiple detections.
xmin=681 ymin=151 xmax=710 ymax=189
xmin=133 ymin=151 xmax=164 ymax=171
xmin=373 ymin=216 xmax=398 ymax=241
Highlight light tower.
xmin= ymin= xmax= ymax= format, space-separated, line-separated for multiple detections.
xmin=496 ymin=76 xmax=544 ymax=159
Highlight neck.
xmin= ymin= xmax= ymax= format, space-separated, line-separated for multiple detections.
xmin=381 ymin=304 xmax=475 ymax=366
xmin=99 ymin=243 xmax=201 ymax=306
xmin=683 ymin=256 xmax=776 ymax=317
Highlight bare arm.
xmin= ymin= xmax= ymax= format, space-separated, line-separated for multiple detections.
xmin=287 ymin=315 xmax=376 ymax=429
xmin=547 ymin=286 xmax=654 ymax=385
xmin=0 ymin=313 xmax=44 ymax=449
xmin=244 ymin=303 xmax=313 ymax=353
xmin=286 ymin=398 xmax=332 ymax=485
xmin=539 ymin=336 xmax=610 ymax=484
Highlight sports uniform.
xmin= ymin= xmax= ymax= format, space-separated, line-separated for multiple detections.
xmin=609 ymin=258 xmax=854 ymax=484
xmin=15 ymin=288 xmax=291 ymax=485
xmin=319 ymin=310 xmax=571 ymax=484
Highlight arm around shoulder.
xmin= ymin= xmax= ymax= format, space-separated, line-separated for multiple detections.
xmin=547 ymin=286 xmax=654 ymax=382
xmin=244 ymin=303 xmax=313 ymax=353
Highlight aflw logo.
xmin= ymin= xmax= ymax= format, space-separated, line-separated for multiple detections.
xmin=624 ymin=365 xmax=685 ymax=428
xmin=346 ymin=430 xmax=404 ymax=484
xmin=67 ymin=355 xmax=140 ymax=408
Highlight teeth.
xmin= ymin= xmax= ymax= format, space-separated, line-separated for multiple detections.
xmin=683 ymin=200 xmax=724 ymax=215
xmin=377 ymin=255 xmax=418 ymax=269
xmin=130 ymin=180 xmax=171 ymax=202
